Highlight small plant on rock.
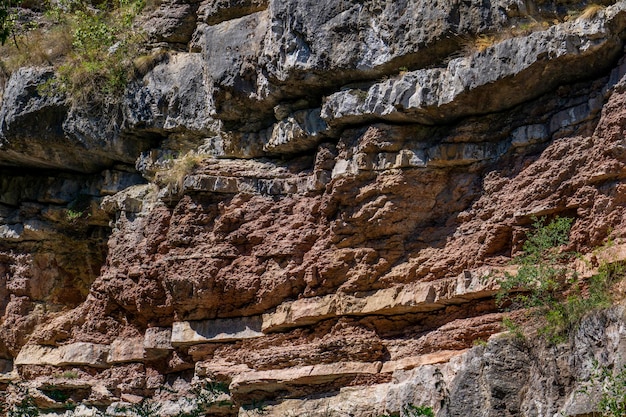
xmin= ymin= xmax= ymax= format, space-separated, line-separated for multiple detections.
xmin=7 ymin=384 xmax=40 ymax=417
xmin=497 ymin=216 xmax=625 ymax=344
xmin=115 ymin=399 xmax=162 ymax=417
xmin=59 ymin=370 xmax=79 ymax=379
xmin=402 ymin=404 xmax=435 ymax=417
xmin=579 ymin=4 xmax=605 ymax=20
xmin=155 ymin=151 xmax=204 ymax=193
xmin=580 ymin=361 xmax=626 ymax=417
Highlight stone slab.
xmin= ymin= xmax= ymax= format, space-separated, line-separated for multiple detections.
xmin=107 ymin=337 xmax=145 ymax=364
xmin=262 ymin=268 xmax=499 ymax=332
xmin=171 ymin=316 xmax=264 ymax=346
xmin=144 ymin=327 xmax=173 ymax=359
xmin=15 ymin=343 xmax=110 ymax=368
xmin=230 ymin=361 xmax=383 ymax=395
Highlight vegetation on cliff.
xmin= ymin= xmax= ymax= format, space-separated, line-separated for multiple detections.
xmin=497 ymin=217 xmax=625 ymax=344
xmin=1 ymin=0 xmax=626 ymax=416
xmin=0 ymin=0 xmax=147 ymax=104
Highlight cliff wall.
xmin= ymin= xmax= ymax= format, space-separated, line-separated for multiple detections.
xmin=1 ymin=0 xmax=626 ymax=415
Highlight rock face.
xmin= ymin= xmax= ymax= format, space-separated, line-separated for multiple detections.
xmin=1 ymin=0 xmax=626 ymax=415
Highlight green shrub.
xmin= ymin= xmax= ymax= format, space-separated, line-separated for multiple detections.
xmin=402 ymin=404 xmax=435 ymax=417
xmin=580 ymin=362 xmax=626 ymax=417
xmin=597 ymin=364 xmax=626 ymax=417
xmin=0 ymin=0 xmax=18 ymax=45
xmin=497 ymin=216 xmax=624 ymax=344
xmin=496 ymin=216 xmax=574 ymax=308
xmin=31 ymin=0 xmax=147 ymax=105
xmin=115 ymin=399 xmax=162 ymax=417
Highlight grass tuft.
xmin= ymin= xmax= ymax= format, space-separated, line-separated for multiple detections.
xmin=579 ymin=4 xmax=605 ymax=20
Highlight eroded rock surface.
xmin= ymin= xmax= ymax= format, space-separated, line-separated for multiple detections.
xmin=1 ymin=0 xmax=626 ymax=415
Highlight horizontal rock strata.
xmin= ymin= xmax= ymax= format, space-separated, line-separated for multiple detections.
xmin=1 ymin=0 xmax=626 ymax=415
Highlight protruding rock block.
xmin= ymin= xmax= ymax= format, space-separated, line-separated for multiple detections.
xmin=107 ymin=337 xmax=145 ymax=364
xmin=229 ymin=361 xmax=383 ymax=396
xmin=263 ymin=269 xmax=498 ymax=332
xmin=144 ymin=327 xmax=173 ymax=360
xmin=171 ymin=316 xmax=264 ymax=346
xmin=198 ymin=0 xmax=269 ymax=25
xmin=15 ymin=343 xmax=110 ymax=368
xmin=380 ymin=350 xmax=469 ymax=373
xmin=321 ymin=5 xmax=626 ymax=127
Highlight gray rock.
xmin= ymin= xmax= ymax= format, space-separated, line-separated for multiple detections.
xmin=191 ymin=11 xmax=271 ymax=129
xmin=321 ymin=5 xmax=626 ymax=126
xmin=510 ymin=124 xmax=549 ymax=148
xmin=123 ymin=52 xmax=214 ymax=139
xmin=263 ymin=108 xmax=332 ymax=154
xmin=0 ymin=67 xmax=69 ymax=169
xmin=261 ymin=0 xmax=516 ymax=84
xmin=198 ymin=0 xmax=268 ymax=25
xmin=171 ymin=316 xmax=264 ymax=346
xmin=0 ymin=67 xmax=157 ymax=172
xmin=426 ymin=142 xmax=510 ymax=167
xmin=142 ymin=0 xmax=200 ymax=45
xmin=191 ymin=0 xmax=519 ymax=129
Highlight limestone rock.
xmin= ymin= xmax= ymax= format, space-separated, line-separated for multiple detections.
xmin=107 ymin=337 xmax=145 ymax=364
xmin=321 ymin=4 xmax=626 ymax=127
xmin=15 ymin=343 xmax=110 ymax=368
xmin=3 ymin=0 xmax=626 ymax=414
xmin=263 ymin=269 xmax=497 ymax=332
xmin=198 ymin=0 xmax=268 ymax=25
xmin=142 ymin=0 xmax=200 ymax=45
xmin=143 ymin=327 xmax=173 ymax=359
xmin=171 ymin=316 xmax=264 ymax=346
xmin=191 ymin=0 xmax=521 ymax=129
xmin=192 ymin=11 xmax=270 ymax=129
xmin=123 ymin=52 xmax=214 ymax=138
xmin=230 ymin=361 xmax=383 ymax=397
xmin=263 ymin=108 xmax=333 ymax=154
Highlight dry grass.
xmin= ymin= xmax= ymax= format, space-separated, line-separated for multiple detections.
xmin=474 ymin=34 xmax=496 ymax=52
xmin=579 ymin=4 xmax=605 ymax=20
xmin=1 ymin=0 xmax=147 ymax=106
xmin=133 ymin=49 xmax=168 ymax=77
xmin=0 ymin=25 xmax=72 ymax=73
xmin=155 ymin=152 xmax=205 ymax=192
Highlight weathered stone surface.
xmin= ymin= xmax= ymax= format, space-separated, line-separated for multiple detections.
xmin=0 ymin=67 xmax=152 ymax=172
xmin=171 ymin=316 xmax=264 ymax=346
xmin=190 ymin=0 xmax=528 ymax=129
xmin=380 ymin=350 xmax=469 ymax=374
xmin=124 ymin=53 xmax=214 ymax=139
xmin=262 ymin=268 xmax=498 ymax=332
xmin=192 ymin=11 xmax=271 ymax=129
xmin=198 ymin=0 xmax=268 ymax=25
xmin=142 ymin=0 xmax=200 ymax=44
xmin=107 ymin=337 xmax=145 ymax=364
xmin=321 ymin=4 xmax=626 ymax=127
xmin=255 ymin=307 xmax=626 ymax=417
xmin=3 ymin=0 xmax=626 ymax=414
xmin=15 ymin=343 xmax=110 ymax=368
xmin=101 ymin=184 xmax=159 ymax=216
xmin=143 ymin=327 xmax=173 ymax=355
xmin=263 ymin=108 xmax=332 ymax=154
xmin=229 ymin=361 xmax=383 ymax=396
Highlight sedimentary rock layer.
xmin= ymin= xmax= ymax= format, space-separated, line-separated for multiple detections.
xmin=1 ymin=0 xmax=626 ymax=415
